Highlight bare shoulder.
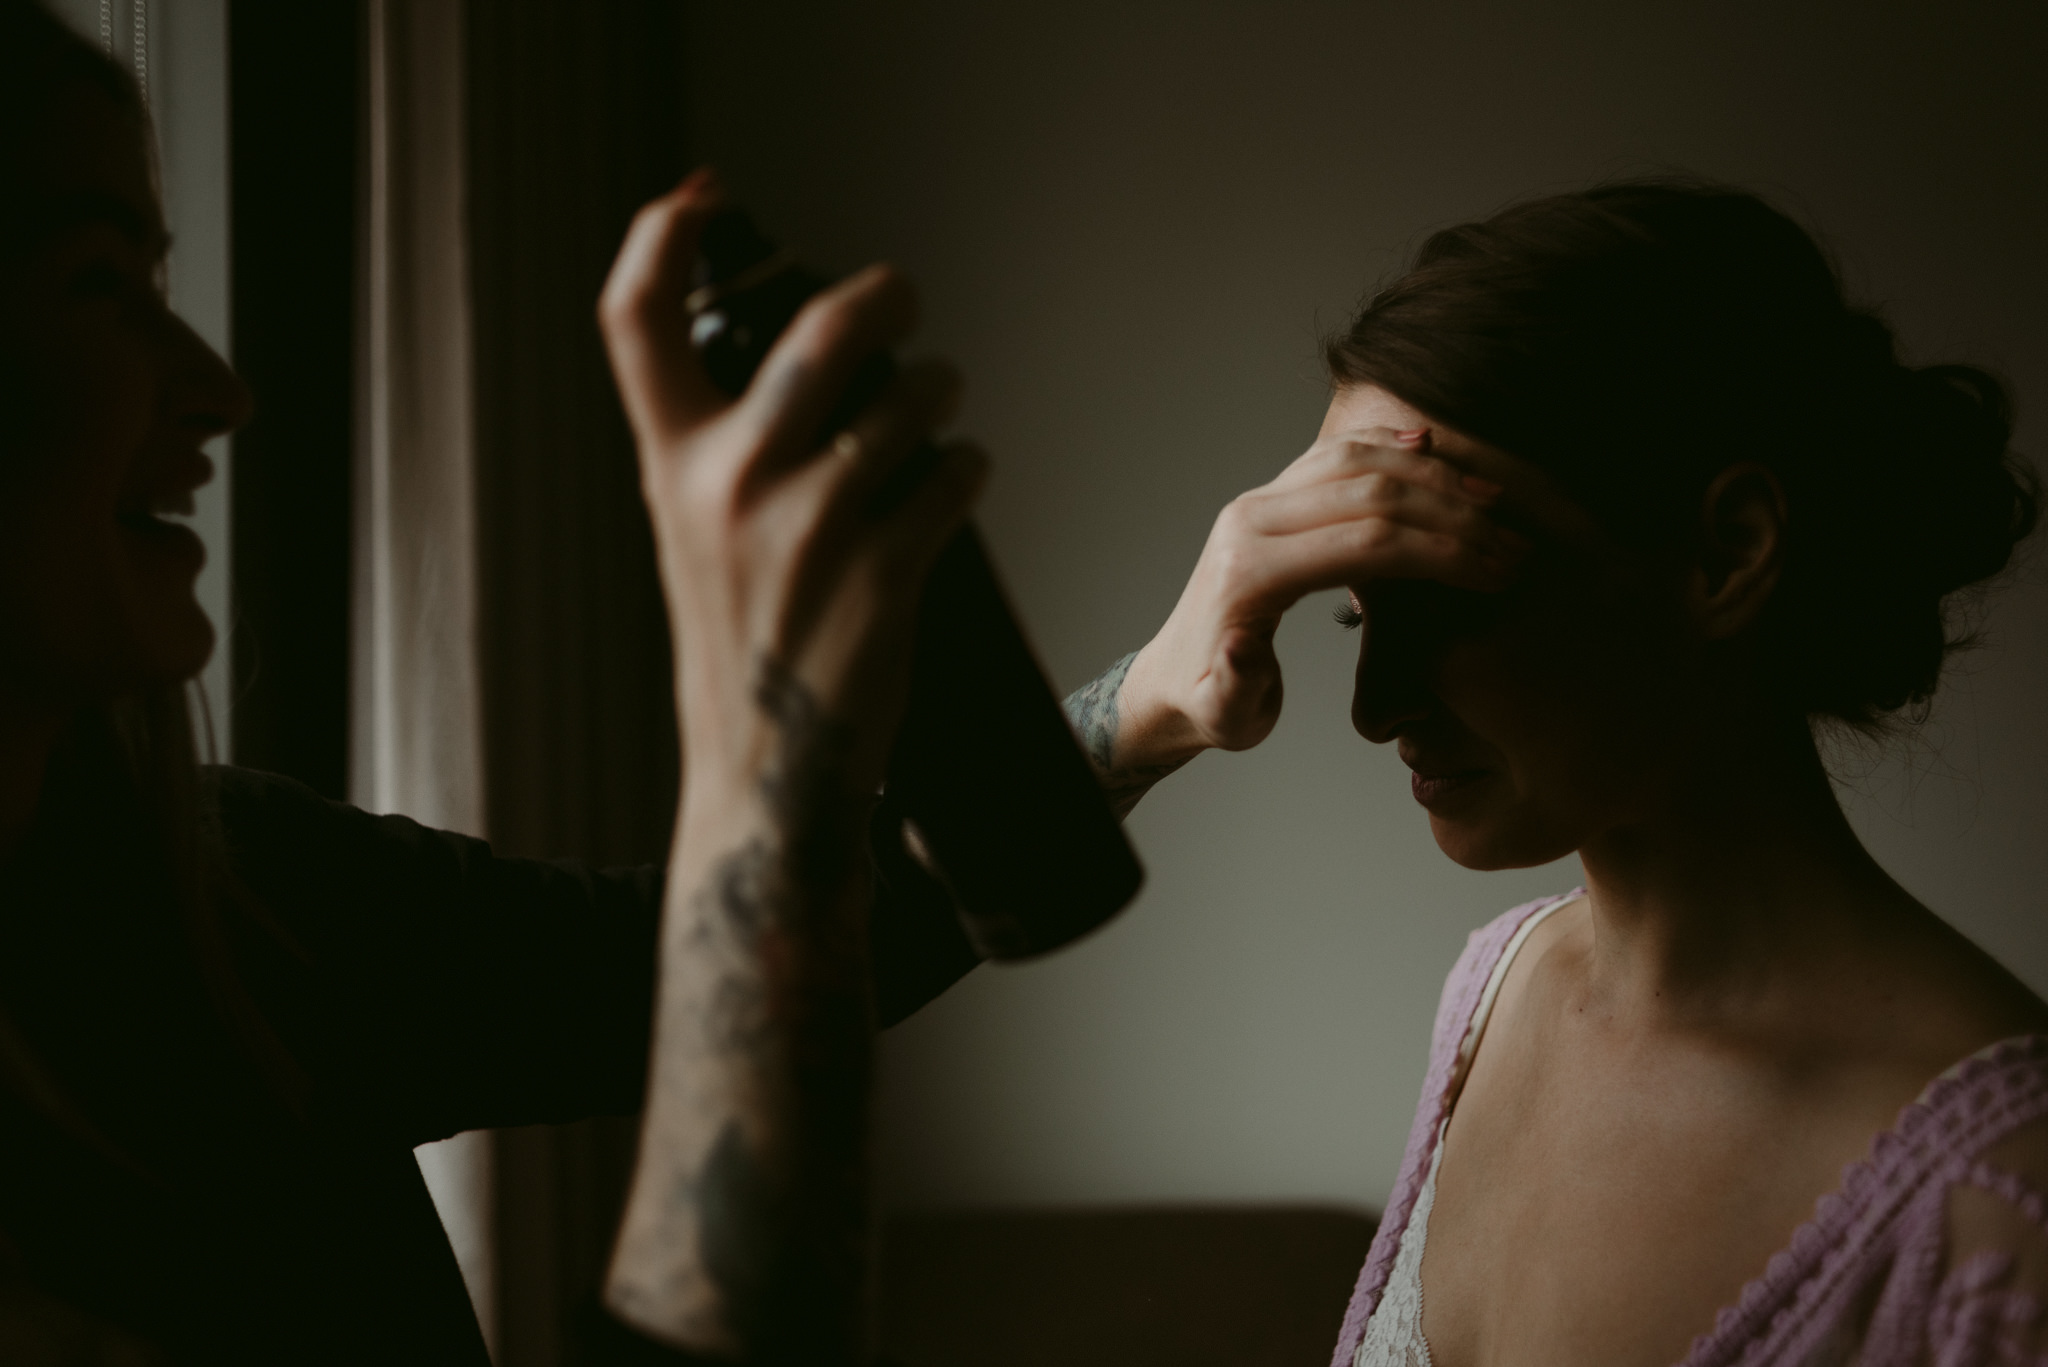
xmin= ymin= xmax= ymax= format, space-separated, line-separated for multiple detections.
xmin=1885 ymin=898 xmax=2048 ymax=1069
xmin=1482 ymin=894 xmax=1590 ymax=1042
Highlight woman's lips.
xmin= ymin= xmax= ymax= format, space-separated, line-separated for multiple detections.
xmin=117 ymin=507 xmax=206 ymax=569
xmin=1408 ymin=767 xmax=1490 ymax=807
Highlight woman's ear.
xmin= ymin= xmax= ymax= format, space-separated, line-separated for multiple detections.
xmin=1691 ymin=462 xmax=1787 ymax=640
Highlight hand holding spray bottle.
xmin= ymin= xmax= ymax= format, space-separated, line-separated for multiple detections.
xmin=684 ymin=205 xmax=1144 ymax=960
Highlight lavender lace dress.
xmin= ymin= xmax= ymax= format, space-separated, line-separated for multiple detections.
xmin=1334 ymin=892 xmax=2048 ymax=1367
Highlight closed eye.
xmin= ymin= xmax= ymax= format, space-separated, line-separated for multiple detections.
xmin=1333 ymin=596 xmax=1363 ymax=630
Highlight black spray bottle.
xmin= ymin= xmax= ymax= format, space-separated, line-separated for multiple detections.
xmin=685 ymin=206 xmax=1144 ymax=960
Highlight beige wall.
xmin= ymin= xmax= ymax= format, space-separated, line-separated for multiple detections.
xmin=687 ymin=0 xmax=2048 ymax=1212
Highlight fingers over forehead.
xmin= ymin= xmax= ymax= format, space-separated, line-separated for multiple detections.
xmin=1242 ymin=470 xmax=1495 ymax=538
xmin=1438 ymin=441 xmax=1603 ymax=545
xmin=1241 ymin=519 xmax=1495 ymax=601
xmin=1311 ymin=416 xmax=1607 ymax=551
xmin=1293 ymin=430 xmax=1469 ymax=495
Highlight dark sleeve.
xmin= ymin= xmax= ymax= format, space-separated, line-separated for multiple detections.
xmin=209 ymin=768 xmax=979 ymax=1146
xmin=575 ymin=1302 xmax=735 ymax=1365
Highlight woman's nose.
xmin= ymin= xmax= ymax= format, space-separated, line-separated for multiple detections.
xmin=1350 ymin=610 xmax=1434 ymax=743
xmin=164 ymin=310 xmax=254 ymax=440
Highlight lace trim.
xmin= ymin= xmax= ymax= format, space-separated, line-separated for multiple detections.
xmin=1685 ymin=1034 xmax=2048 ymax=1365
xmin=1336 ymin=889 xmax=1586 ymax=1367
xmin=1348 ymin=894 xmax=1580 ymax=1365
xmin=1354 ymin=1130 xmax=1444 ymax=1367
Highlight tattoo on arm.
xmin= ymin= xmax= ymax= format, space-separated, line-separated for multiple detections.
xmin=1063 ymin=651 xmax=1188 ymax=819
xmin=1064 ymin=651 xmax=1135 ymax=774
xmin=613 ymin=656 xmax=875 ymax=1364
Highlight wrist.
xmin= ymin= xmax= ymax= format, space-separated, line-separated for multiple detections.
xmin=1117 ymin=639 xmax=1211 ymax=771
xmin=674 ymin=748 xmax=872 ymax=875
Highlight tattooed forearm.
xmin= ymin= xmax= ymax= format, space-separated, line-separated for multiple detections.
xmin=1063 ymin=651 xmax=1189 ymax=819
xmin=752 ymin=658 xmax=862 ymax=888
xmin=1065 ymin=651 xmax=1137 ymax=774
xmin=609 ymin=657 xmax=876 ymax=1364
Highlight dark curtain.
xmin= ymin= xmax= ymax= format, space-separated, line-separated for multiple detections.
xmin=228 ymin=1 xmax=360 ymax=795
xmin=467 ymin=3 xmax=688 ymax=1363
xmin=236 ymin=2 xmax=688 ymax=1359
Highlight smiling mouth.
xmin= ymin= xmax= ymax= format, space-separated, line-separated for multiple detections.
xmin=1406 ymin=767 xmax=1490 ymax=808
xmin=114 ymin=494 xmax=205 ymax=569
xmin=116 ymin=489 xmax=198 ymax=534
xmin=117 ymin=510 xmax=187 ymax=535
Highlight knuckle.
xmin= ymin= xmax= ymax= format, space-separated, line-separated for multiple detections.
xmin=791 ymin=266 xmax=920 ymax=358
xmin=787 ymin=294 xmax=858 ymax=359
xmin=1355 ymin=471 xmax=1395 ymax=505
xmin=1210 ymin=538 xmax=1253 ymax=584
xmin=673 ymin=467 xmax=737 ymax=531
xmin=669 ymin=431 xmax=753 ymax=511
xmin=597 ymin=275 xmax=653 ymax=336
xmin=1216 ymin=494 xmax=1257 ymax=533
xmin=1353 ymin=518 xmax=1396 ymax=553
xmin=862 ymin=263 xmax=919 ymax=314
xmin=600 ymin=204 xmax=686 ymax=310
xmin=631 ymin=195 xmax=685 ymax=240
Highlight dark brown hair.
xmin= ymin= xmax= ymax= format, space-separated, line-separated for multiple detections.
xmin=0 ymin=0 xmax=148 ymax=187
xmin=1326 ymin=179 xmax=2038 ymax=726
xmin=1 ymin=0 xmax=306 ymax=1140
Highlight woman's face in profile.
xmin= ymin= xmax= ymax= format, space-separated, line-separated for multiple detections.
xmin=0 ymin=78 xmax=247 ymax=707
xmin=1326 ymin=386 xmax=1704 ymax=872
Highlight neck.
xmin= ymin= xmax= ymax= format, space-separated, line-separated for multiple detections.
xmin=1573 ymin=711 xmax=1914 ymax=1025
xmin=0 ymin=695 xmax=73 ymax=861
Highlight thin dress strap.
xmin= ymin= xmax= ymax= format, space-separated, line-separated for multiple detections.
xmin=1352 ymin=894 xmax=1580 ymax=1367
xmin=1446 ymin=893 xmax=1575 ymax=1110
xmin=1330 ymin=888 xmax=1586 ymax=1367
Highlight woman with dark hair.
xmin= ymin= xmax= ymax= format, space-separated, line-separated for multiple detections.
xmin=14 ymin=0 xmax=2048 ymax=1358
xmin=1066 ymin=183 xmax=2048 ymax=1363
xmin=1 ymin=2 xmax=987 ymax=1363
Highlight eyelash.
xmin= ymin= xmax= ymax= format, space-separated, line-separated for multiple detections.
xmin=1333 ymin=599 xmax=1363 ymax=631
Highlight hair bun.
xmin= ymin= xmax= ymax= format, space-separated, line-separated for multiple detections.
xmin=1887 ymin=362 xmax=2037 ymax=598
xmin=1792 ymin=354 xmax=2037 ymax=718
